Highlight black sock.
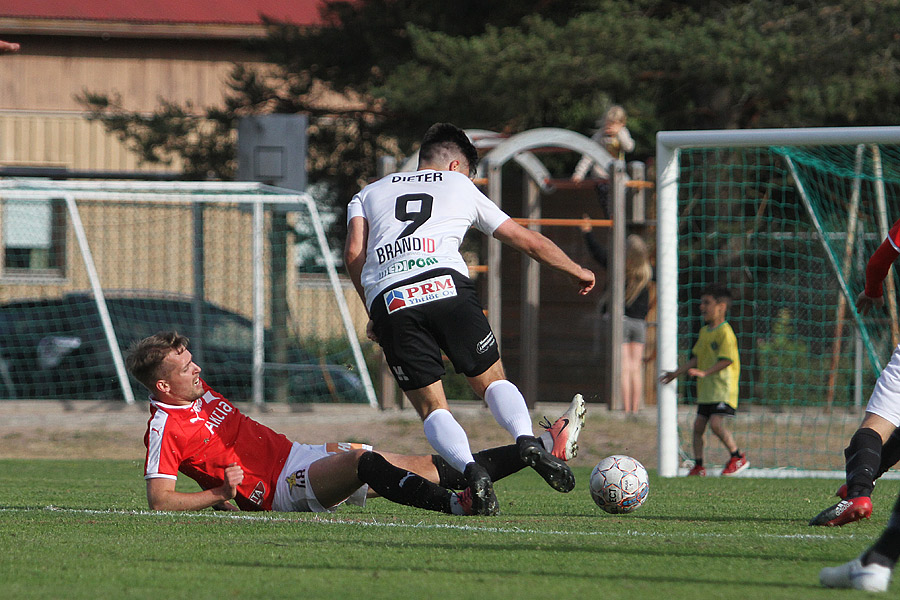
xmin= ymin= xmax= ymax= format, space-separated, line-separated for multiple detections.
xmin=863 ymin=495 xmax=900 ymax=568
xmin=694 ymin=458 xmax=704 ymax=467
xmin=432 ymin=444 xmax=528 ymax=490
xmin=878 ymin=428 xmax=900 ymax=479
xmin=357 ymin=451 xmax=452 ymax=514
xmin=845 ymin=428 xmax=882 ymax=498
xmin=730 ymin=449 xmax=742 ymax=458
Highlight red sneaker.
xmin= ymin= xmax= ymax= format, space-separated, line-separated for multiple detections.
xmin=687 ymin=464 xmax=706 ymax=476
xmin=721 ymin=453 xmax=749 ymax=476
xmin=809 ymin=496 xmax=873 ymax=527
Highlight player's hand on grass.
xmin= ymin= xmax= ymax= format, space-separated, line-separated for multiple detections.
xmin=856 ymin=291 xmax=884 ymax=316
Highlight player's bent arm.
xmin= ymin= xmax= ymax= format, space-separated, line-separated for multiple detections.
xmin=146 ymin=464 xmax=242 ymax=511
xmin=493 ymin=219 xmax=595 ymax=294
xmin=690 ymin=358 xmax=732 ymax=378
xmin=344 ymin=216 xmax=369 ymax=309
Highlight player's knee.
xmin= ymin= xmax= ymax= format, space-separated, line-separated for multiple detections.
xmin=356 ymin=450 xmax=383 ymax=480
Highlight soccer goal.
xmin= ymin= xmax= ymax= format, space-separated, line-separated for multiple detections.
xmin=656 ymin=127 xmax=900 ymax=478
xmin=0 ymin=179 xmax=376 ymax=408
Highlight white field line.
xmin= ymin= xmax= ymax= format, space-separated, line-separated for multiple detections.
xmin=0 ymin=505 xmax=855 ymax=542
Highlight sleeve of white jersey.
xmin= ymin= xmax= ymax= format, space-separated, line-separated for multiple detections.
xmin=347 ymin=193 xmax=365 ymax=223
xmin=469 ymin=184 xmax=510 ymax=235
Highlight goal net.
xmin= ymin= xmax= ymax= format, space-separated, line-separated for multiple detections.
xmin=0 ymin=180 xmax=376 ymax=407
xmin=656 ymin=127 xmax=900 ymax=477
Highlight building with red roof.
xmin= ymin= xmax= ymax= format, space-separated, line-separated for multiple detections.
xmin=0 ymin=1 xmax=329 ymax=171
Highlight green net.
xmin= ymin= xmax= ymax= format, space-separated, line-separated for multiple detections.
xmin=676 ymin=144 xmax=900 ymax=472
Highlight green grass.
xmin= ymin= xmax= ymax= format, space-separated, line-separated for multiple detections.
xmin=0 ymin=459 xmax=893 ymax=599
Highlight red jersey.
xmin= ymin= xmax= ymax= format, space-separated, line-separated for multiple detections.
xmin=864 ymin=218 xmax=900 ymax=298
xmin=143 ymin=380 xmax=293 ymax=511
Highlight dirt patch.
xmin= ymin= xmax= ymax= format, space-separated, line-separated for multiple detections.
xmin=0 ymin=399 xmax=659 ymax=469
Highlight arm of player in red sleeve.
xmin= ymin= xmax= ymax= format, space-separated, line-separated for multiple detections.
xmin=864 ymin=238 xmax=899 ymax=298
xmin=146 ymin=464 xmax=244 ymax=511
xmin=858 ymin=238 xmax=899 ymax=315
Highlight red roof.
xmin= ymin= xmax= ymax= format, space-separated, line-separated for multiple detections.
xmin=0 ymin=0 xmax=327 ymax=27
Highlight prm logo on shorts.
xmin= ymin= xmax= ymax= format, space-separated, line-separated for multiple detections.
xmin=384 ymin=274 xmax=457 ymax=314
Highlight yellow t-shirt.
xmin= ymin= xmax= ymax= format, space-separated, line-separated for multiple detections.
xmin=691 ymin=321 xmax=740 ymax=408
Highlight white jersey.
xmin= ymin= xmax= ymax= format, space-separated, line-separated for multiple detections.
xmin=347 ymin=169 xmax=510 ymax=309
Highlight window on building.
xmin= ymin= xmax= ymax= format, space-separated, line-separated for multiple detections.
xmin=3 ymin=198 xmax=66 ymax=278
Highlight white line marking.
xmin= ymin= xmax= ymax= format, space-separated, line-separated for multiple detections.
xmin=0 ymin=506 xmax=855 ymax=541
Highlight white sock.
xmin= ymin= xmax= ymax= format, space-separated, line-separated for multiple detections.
xmin=484 ymin=379 xmax=534 ymax=441
xmin=423 ymin=408 xmax=475 ymax=474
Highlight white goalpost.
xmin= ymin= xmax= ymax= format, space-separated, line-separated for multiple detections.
xmin=656 ymin=126 xmax=900 ymax=478
xmin=0 ymin=179 xmax=377 ymax=408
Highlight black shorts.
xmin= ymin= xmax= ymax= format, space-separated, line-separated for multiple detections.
xmin=369 ymin=268 xmax=500 ymax=391
xmin=697 ymin=402 xmax=737 ymax=418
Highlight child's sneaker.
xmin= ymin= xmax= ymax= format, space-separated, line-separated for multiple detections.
xmin=820 ymin=555 xmax=892 ymax=591
xmin=809 ymin=496 xmax=873 ymax=526
xmin=721 ymin=453 xmax=749 ymax=476
xmin=687 ymin=464 xmax=706 ymax=476
xmin=538 ymin=394 xmax=586 ymax=461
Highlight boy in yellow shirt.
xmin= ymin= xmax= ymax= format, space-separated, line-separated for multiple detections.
xmin=661 ymin=286 xmax=748 ymax=476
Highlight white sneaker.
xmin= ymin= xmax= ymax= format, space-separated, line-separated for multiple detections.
xmin=538 ymin=394 xmax=586 ymax=461
xmin=820 ymin=556 xmax=892 ymax=592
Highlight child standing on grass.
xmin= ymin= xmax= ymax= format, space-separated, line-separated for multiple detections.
xmin=660 ymin=285 xmax=748 ymax=476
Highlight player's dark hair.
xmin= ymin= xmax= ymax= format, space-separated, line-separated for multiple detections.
xmin=418 ymin=122 xmax=479 ymax=177
xmin=700 ymin=285 xmax=733 ymax=308
xmin=126 ymin=331 xmax=190 ymax=391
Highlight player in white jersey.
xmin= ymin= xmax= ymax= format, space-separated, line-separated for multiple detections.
xmin=345 ymin=123 xmax=595 ymax=515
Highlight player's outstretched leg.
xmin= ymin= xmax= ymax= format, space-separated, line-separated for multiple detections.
xmin=463 ymin=461 xmax=499 ymax=515
xmin=812 ymin=428 xmax=880 ymax=526
xmin=539 ymin=394 xmax=586 ymax=461
xmin=820 ymin=555 xmax=892 ymax=592
xmin=517 ymin=435 xmax=576 ymax=493
xmin=836 ymin=428 xmax=900 ymax=499
xmin=357 ymin=451 xmax=459 ymax=515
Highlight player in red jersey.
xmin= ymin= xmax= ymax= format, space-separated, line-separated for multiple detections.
xmin=130 ymin=331 xmax=573 ymax=515
xmin=811 ymin=218 xmax=900 ymax=529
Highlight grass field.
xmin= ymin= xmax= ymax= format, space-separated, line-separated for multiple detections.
xmin=0 ymin=459 xmax=895 ymax=599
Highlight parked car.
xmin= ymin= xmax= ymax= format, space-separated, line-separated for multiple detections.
xmin=0 ymin=291 xmax=366 ymax=403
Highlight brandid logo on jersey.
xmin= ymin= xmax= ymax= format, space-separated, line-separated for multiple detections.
xmin=384 ymin=274 xmax=457 ymax=314
xmin=376 ymin=236 xmax=437 ymax=264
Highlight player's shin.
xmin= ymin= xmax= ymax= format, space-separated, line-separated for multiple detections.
xmin=845 ymin=428 xmax=882 ymax=498
xmin=357 ymin=451 xmax=453 ymax=514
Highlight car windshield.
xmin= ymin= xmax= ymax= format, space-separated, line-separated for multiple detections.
xmin=106 ymin=297 xmax=254 ymax=352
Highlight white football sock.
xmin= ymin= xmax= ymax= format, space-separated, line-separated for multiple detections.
xmin=484 ymin=379 xmax=534 ymax=441
xmin=423 ymin=408 xmax=475 ymax=474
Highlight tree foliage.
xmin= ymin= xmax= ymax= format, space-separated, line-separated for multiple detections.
xmin=78 ymin=0 xmax=900 ymax=203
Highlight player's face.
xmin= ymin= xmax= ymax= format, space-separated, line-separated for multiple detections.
xmin=158 ymin=347 xmax=203 ymax=404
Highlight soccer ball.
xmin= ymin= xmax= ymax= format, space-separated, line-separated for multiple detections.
xmin=589 ymin=455 xmax=649 ymax=514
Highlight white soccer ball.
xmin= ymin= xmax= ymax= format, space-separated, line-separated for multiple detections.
xmin=589 ymin=455 xmax=650 ymax=514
